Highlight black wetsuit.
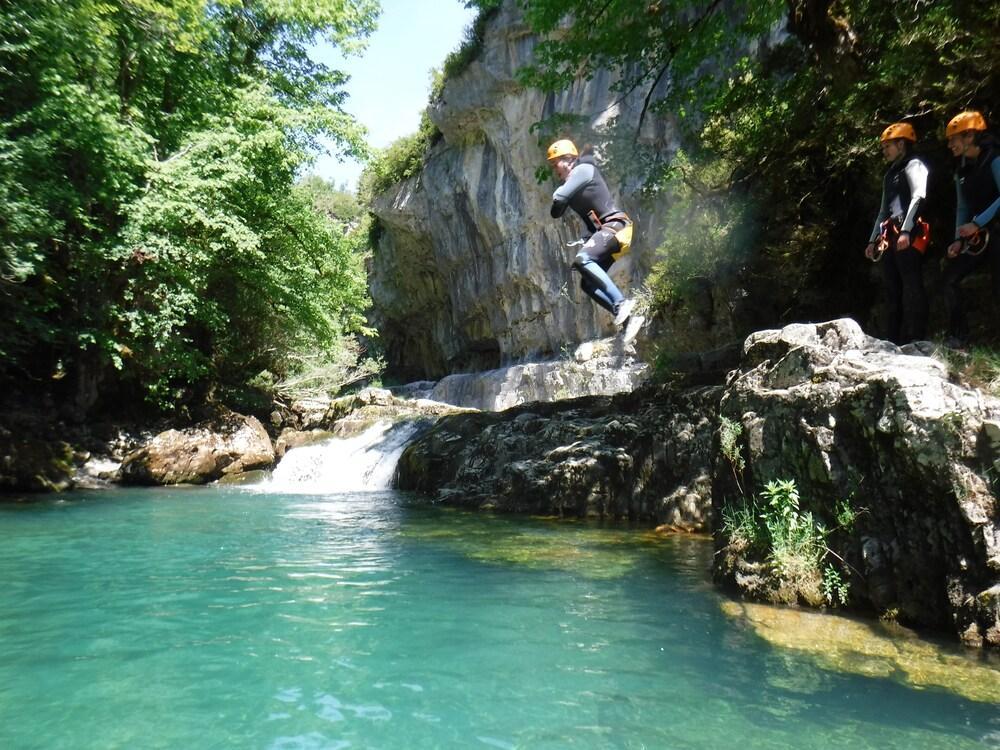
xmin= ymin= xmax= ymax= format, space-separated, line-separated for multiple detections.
xmin=943 ymin=142 xmax=1000 ymax=340
xmin=551 ymin=154 xmax=632 ymax=314
xmin=868 ymin=152 xmax=930 ymax=344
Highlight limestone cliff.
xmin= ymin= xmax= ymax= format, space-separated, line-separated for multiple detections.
xmin=369 ymin=1 xmax=684 ymax=380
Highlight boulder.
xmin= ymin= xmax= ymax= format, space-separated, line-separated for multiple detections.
xmin=396 ymin=385 xmax=720 ymax=529
xmin=275 ymin=429 xmax=335 ymax=459
xmin=713 ymin=318 xmax=1000 ymax=647
xmin=120 ymin=412 xmax=275 ymax=485
xmin=426 ymin=341 xmax=648 ymax=410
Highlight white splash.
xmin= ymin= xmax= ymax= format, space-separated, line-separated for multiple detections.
xmin=266 ymin=420 xmax=422 ymax=493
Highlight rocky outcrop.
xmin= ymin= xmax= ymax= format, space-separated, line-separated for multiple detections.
xmin=0 ymin=431 xmax=75 ymax=493
xmin=712 ymin=319 xmax=1000 ymax=648
xmin=396 ymin=385 xmax=720 ymax=530
xmin=397 ymin=317 xmax=1000 ymax=647
xmin=425 ymin=337 xmax=648 ymax=410
xmin=320 ymin=387 xmax=474 ymax=431
xmin=120 ymin=412 xmax=275 ymax=485
xmin=368 ymin=1 xmax=694 ymax=380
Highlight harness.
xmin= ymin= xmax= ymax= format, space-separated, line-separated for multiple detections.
xmin=960 ymin=227 xmax=991 ymax=257
xmin=587 ymin=210 xmax=634 ymax=259
xmin=871 ymin=216 xmax=931 ymax=262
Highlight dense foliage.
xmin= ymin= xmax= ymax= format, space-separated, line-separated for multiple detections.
xmin=513 ymin=0 xmax=999 ymax=344
xmin=0 ymin=0 xmax=377 ymax=418
xmin=357 ymin=110 xmax=440 ymax=204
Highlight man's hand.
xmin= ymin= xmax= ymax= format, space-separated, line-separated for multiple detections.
xmin=896 ymin=232 xmax=911 ymax=251
xmin=947 ymin=240 xmax=962 ymax=259
xmin=864 ymin=242 xmax=876 ymax=260
xmin=957 ymin=222 xmax=980 ymax=238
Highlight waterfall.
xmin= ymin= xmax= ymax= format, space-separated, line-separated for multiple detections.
xmin=265 ymin=420 xmax=423 ymax=493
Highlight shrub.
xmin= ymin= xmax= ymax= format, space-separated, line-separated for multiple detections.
xmin=721 ymin=479 xmax=854 ymax=606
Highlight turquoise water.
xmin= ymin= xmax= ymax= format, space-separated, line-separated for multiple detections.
xmin=0 ymin=488 xmax=997 ymax=749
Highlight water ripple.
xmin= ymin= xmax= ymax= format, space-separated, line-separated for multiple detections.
xmin=0 ymin=488 xmax=996 ymax=750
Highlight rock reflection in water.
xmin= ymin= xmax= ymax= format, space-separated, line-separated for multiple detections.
xmin=720 ymin=600 xmax=1000 ymax=704
xmin=400 ymin=508 xmax=713 ymax=582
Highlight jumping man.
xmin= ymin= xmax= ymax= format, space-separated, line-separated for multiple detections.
xmin=547 ymin=139 xmax=636 ymax=327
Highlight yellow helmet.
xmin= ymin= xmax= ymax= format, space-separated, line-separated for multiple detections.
xmin=546 ymin=139 xmax=578 ymax=161
xmin=946 ymin=111 xmax=987 ymax=137
xmin=880 ymin=122 xmax=916 ymax=143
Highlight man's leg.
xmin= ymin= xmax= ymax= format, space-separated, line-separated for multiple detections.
xmin=881 ymin=247 xmax=904 ymax=344
xmin=572 ymin=229 xmax=624 ymax=314
xmin=941 ymin=252 xmax=985 ymax=341
xmin=895 ymin=247 xmax=928 ymax=342
xmin=579 ymin=275 xmax=616 ymax=313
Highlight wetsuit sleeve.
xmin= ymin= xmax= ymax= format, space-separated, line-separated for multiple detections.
xmin=955 ymin=175 xmax=969 ymax=238
xmin=868 ymin=183 xmax=890 ymax=244
xmin=900 ymin=159 xmax=928 ymax=233
xmin=550 ymin=163 xmax=595 ymax=218
xmin=971 ymin=158 xmax=1000 ymax=229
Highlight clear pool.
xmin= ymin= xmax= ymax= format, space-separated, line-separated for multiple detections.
xmin=0 ymin=488 xmax=997 ymax=749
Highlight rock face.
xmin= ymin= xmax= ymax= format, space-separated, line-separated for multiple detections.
xmin=120 ymin=412 xmax=275 ymax=485
xmin=369 ymin=1 xmax=681 ymax=380
xmin=712 ymin=319 xmax=1000 ymax=648
xmin=396 ymin=385 xmax=720 ymax=530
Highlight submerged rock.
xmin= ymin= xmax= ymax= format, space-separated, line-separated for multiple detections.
xmin=720 ymin=600 xmax=1000 ymax=704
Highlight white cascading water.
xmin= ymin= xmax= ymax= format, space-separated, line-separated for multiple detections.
xmin=266 ymin=420 xmax=423 ymax=493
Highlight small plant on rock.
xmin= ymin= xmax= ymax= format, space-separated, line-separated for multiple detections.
xmin=719 ymin=416 xmax=745 ymax=493
xmin=822 ymin=564 xmax=849 ymax=606
xmin=721 ymin=479 xmax=855 ymax=607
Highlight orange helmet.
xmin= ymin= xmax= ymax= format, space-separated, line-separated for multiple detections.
xmin=880 ymin=122 xmax=916 ymax=143
xmin=546 ymin=139 xmax=578 ymax=161
xmin=946 ymin=111 xmax=987 ymax=137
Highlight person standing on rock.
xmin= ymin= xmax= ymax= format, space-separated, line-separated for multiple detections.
xmin=547 ymin=139 xmax=637 ymax=328
xmin=942 ymin=110 xmax=1000 ymax=346
xmin=863 ymin=122 xmax=931 ymax=344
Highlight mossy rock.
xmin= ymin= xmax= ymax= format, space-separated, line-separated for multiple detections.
xmin=0 ymin=437 xmax=75 ymax=493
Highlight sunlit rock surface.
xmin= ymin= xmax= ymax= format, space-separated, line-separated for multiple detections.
xmin=424 ymin=337 xmax=648 ymax=410
xmin=714 ymin=318 xmax=1000 ymax=648
xmin=120 ymin=411 xmax=275 ymax=485
xmin=720 ymin=600 xmax=1000 ymax=704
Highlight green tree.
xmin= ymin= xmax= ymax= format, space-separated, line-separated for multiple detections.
xmin=0 ymin=0 xmax=378 ymax=416
xmin=115 ymin=85 xmax=371 ymax=407
xmin=296 ymin=174 xmax=364 ymax=227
